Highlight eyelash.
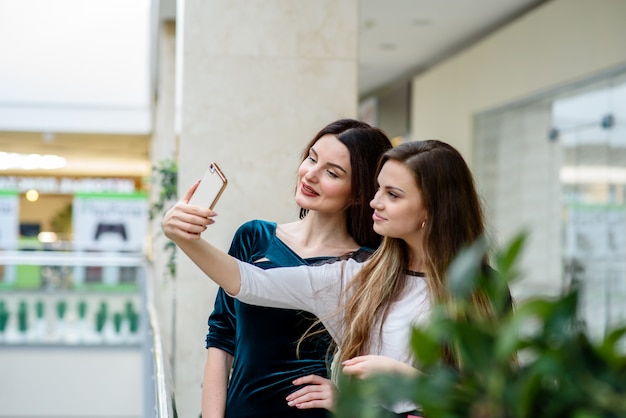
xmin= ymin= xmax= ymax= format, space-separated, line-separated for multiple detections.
xmin=376 ymin=187 xmax=399 ymax=200
xmin=308 ymin=156 xmax=340 ymax=179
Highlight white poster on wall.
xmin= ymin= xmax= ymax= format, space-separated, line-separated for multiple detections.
xmin=0 ymin=191 xmax=19 ymax=250
xmin=565 ymin=204 xmax=626 ymax=260
xmin=72 ymin=193 xmax=147 ymax=252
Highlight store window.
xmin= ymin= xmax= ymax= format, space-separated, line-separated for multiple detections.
xmin=474 ymin=68 xmax=626 ymax=339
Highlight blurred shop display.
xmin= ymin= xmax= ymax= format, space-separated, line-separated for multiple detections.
xmin=0 ymin=251 xmax=145 ymax=347
xmin=0 ymin=175 xmax=145 ymax=251
xmin=0 ymin=173 xmax=147 ymax=347
xmin=0 ymin=296 xmax=141 ymax=345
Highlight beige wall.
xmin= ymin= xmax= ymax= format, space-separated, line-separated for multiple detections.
xmin=172 ymin=1 xmax=359 ymax=416
xmin=411 ymin=0 xmax=626 ymax=160
xmin=409 ymin=0 xmax=626 ymax=298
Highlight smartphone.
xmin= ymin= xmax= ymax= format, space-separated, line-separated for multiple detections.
xmin=189 ymin=162 xmax=228 ymax=210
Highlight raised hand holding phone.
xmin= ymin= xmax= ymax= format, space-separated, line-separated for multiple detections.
xmin=189 ymin=162 xmax=228 ymax=210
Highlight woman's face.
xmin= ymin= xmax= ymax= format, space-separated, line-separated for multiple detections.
xmin=295 ymin=134 xmax=353 ymax=214
xmin=370 ymin=159 xmax=428 ymax=242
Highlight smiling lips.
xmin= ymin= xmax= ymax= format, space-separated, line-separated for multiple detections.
xmin=372 ymin=212 xmax=386 ymax=222
xmin=300 ymin=183 xmax=319 ymax=197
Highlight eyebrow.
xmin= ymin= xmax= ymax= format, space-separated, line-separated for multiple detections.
xmin=310 ymin=146 xmax=348 ymax=174
xmin=380 ymin=184 xmax=405 ymax=194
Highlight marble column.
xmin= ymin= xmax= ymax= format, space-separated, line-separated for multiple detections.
xmin=175 ymin=1 xmax=358 ymax=415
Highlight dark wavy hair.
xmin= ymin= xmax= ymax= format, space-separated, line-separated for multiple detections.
xmin=298 ymin=119 xmax=392 ymax=249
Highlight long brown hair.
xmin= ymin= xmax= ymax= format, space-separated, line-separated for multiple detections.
xmin=340 ymin=140 xmax=493 ymax=367
xmin=297 ymin=119 xmax=392 ymax=249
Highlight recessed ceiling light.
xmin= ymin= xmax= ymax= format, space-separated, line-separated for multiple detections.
xmin=26 ymin=189 xmax=40 ymax=202
xmin=42 ymin=132 xmax=56 ymax=142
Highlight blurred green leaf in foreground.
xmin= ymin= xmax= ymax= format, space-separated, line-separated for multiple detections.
xmin=335 ymin=232 xmax=626 ymax=418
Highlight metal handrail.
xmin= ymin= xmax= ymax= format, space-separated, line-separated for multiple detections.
xmin=143 ymin=261 xmax=176 ymax=418
xmin=0 ymin=250 xmax=145 ymax=266
xmin=147 ymin=302 xmax=174 ymax=417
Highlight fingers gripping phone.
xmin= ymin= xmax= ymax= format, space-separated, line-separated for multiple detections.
xmin=189 ymin=162 xmax=228 ymax=210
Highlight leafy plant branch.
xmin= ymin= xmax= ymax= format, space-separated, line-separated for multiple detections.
xmin=149 ymin=158 xmax=178 ymax=279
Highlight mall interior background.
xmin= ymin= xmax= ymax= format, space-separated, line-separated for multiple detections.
xmin=1 ymin=1 xmax=625 ymax=417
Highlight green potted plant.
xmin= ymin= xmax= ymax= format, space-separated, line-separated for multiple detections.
xmin=335 ymin=233 xmax=626 ymax=418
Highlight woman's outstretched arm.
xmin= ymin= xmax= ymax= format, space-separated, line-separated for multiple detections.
xmin=162 ymin=182 xmax=241 ymax=295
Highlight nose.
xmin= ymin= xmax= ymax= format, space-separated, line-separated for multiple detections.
xmin=303 ymin=165 xmax=320 ymax=183
xmin=370 ymin=190 xmax=382 ymax=209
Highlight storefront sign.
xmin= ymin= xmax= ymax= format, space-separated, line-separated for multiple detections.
xmin=0 ymin=176 xmax=136 ymax=194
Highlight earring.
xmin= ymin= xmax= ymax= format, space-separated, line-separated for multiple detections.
xmin=421 ymin=220 xmax=427 ymax=229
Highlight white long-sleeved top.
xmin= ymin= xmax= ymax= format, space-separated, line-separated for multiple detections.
xmin=235 ymin=257 xmax=431 ymax=369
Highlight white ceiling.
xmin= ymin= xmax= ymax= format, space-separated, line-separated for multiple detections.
xmin=357 ymin=0 xmax=546 ymax=96
xmin=0 ymin=0 xmax=152 ymax=134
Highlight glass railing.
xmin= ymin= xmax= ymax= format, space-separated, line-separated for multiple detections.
xmin=0 ymin=250 xmax=175 ymax=418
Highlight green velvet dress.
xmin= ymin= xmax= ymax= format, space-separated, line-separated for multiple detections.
xmin=206 ymin=220 xmax=370 ymax=418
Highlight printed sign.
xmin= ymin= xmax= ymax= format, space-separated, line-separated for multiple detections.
xmin=72 ymin=193 xmax=147 ymax=252
xmin=564 ymin=204 xmax=626 ymax=260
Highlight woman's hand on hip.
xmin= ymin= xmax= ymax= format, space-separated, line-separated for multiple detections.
xmin=286 ymin=374 xmax=336 ymax=412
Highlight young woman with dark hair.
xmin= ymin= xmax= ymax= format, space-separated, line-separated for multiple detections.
xmin=201 ymin=119 xmax=392 ymax=418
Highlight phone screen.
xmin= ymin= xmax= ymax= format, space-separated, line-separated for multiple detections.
xmin=189 ymin=162 xmax=228 ymax=209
